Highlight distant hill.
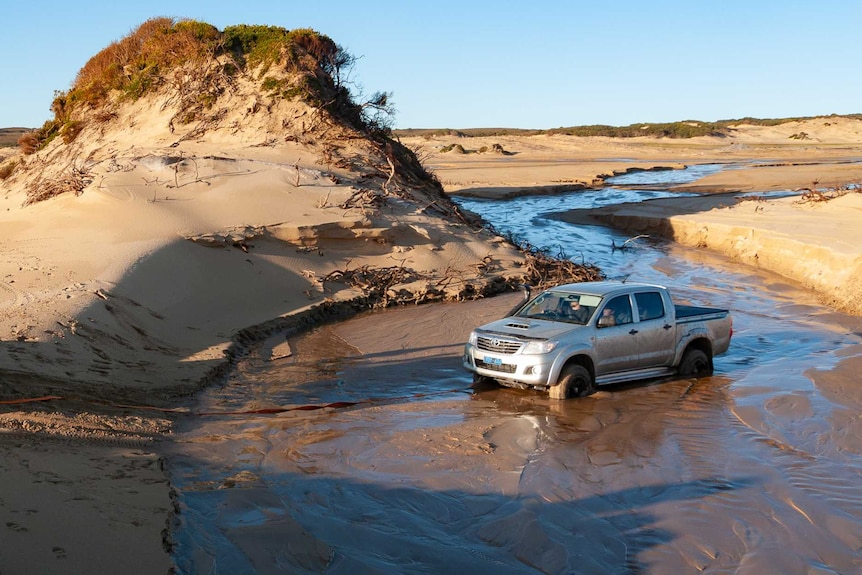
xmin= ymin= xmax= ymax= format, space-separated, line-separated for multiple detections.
xmin=393 ymin=114 xmax=862 ymax=139
xmin=0 ymin=127 xmax=28 ymax=147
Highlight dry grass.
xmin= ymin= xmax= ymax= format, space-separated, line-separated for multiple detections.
xmin=0 ymin=160 xmax=17 ymax=180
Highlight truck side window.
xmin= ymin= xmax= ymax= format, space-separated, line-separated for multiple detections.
xmin=600 ymin=295 xmax=633 ymax=327
xmin=635 ymin=292 xmax=665 ymax=321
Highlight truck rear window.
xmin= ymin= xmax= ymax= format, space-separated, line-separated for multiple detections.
xmin=635 ymin=291 xmax=665 ymax=321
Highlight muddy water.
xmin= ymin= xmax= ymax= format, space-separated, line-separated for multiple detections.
xmin=166 ymin=173 xmax=862 ymax=574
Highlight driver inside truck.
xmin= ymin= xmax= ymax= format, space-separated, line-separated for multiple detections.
xmin=565 ymin=296 xmax=591 ymax=324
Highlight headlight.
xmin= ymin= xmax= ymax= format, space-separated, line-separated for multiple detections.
xmin=522 ymin=340 xmax=558 ymax=354
xmin=467 ymin=331 xmax=478 ymax=345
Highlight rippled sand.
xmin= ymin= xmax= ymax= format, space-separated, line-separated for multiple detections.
xmin=168 ymin=283 xmax=862 ymax=574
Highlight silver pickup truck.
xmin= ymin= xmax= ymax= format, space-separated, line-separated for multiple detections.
xmin=463 ymin=281 xmax=732 ymax=399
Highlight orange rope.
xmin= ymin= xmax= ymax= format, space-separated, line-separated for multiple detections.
xmin=0 ymin=395 xmax=63 ymax=405
xmin=0 ymin=388 xmax=471 ymax=416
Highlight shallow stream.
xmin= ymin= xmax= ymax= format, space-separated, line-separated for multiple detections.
xmin=166 ymin=167 xmax=862 ymax=574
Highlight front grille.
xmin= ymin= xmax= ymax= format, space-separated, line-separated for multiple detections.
xmin=476 ymin=336 xmax=521 ymax=354
xmin=476 ymin=359 xmax=517 ymax=373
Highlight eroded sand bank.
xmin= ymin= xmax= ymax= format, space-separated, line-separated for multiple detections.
xmin=553 ymin=192 xmax=862 ymax=315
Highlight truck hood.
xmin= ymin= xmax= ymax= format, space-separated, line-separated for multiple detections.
xmin=475 ymin=317 xmax=581 ymax=340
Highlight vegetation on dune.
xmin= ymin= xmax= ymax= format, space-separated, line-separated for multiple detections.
xmin=0 ymin=159 xmax=17 ymax=180
xmin=549 ymin=122 xmax=727 ymax=138
xmin=438 ymin=142 xmax=511 ymax=155
xmin=19 ymin=17 xmax=393 ymax=154
xmin=393 ymin=114 xmax=862 ymax=140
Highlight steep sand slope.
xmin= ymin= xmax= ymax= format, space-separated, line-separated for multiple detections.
xmin=0 ymin=75 xmax=539 ymax=400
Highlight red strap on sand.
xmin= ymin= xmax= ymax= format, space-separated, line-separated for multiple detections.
xmin=0 ymin=389 xmax=470 ymax=415
xmin=0 ymin=395 xmax=63 ymax=405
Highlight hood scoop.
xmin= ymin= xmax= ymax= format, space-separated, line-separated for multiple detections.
xmin=504 ymin=321 xmax=531 ymax=330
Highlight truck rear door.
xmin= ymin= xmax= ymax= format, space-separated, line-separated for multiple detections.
xmin=633 ymin=290 xmax=676 ymax=367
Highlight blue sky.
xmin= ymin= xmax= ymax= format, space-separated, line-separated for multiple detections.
xmin=3 ymin=1 xmax=860 ymax=129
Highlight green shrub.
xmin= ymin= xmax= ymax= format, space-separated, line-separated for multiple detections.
xmin=440 ymin=143 xmax=467 ymax=154
xmin=222 ymin=25 xmax=291 ymax=73
xmin=261 ymin=76 xmax=281 ymax=92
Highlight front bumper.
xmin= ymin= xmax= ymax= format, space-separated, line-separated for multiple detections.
xmin=463 ymin=343 xmax=552 ymax=387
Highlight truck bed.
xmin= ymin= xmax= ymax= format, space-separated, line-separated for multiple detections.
xmin=675 ymin=304 xmax=729 ymax=322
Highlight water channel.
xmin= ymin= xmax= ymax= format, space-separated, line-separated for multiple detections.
xmin=166 ymin=167 xmax=862 ymax=574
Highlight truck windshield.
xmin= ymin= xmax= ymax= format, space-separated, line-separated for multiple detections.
xmin=515 ymin=291 xmax=601 ymax=325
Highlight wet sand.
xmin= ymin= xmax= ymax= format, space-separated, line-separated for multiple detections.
xmin=167 ymin=263 xmax=862 ymax=574
xmin=0 ymin=437 xmax=172 ymax=574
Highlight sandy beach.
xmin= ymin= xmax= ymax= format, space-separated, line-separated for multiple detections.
xmin=2 ymin=25 xmax=862 ymax=571
xmin=401 ymin=119 xmax=862 ymax=315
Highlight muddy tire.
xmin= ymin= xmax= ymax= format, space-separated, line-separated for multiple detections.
xmin=549 ymin=364 xmax=595 ymax=400
xmin=679 ymin=348 xmax=712 ymax=377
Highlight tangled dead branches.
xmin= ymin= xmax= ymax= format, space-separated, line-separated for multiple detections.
xmin=490 ymin=226 xmax=604 ymax=291
xmin=175 ymin=108 xmax=228 ymax=143
xmin=25 ymin=161 xmax=93 ymax=205
xmin=796 ymin=183 xmax=859 ymax=203
xmin=339 ymin=187 xmax=386 ymax=211
xmin=520 ymin=248 xmax=603 ymax=291
xmin=323 ymin=262 xmax=422 ymax=308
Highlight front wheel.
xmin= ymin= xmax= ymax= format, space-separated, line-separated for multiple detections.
xmin=549 ymin=364 xmax=595 ymax=400
xmin=678 ymin=348 xmax=712 ymax=377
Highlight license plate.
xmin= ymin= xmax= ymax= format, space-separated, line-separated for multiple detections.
xmin=484 ymin=356 xmax=503 ymax=366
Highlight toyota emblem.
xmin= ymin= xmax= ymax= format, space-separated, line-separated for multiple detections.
xmin=492 ymin=339 xmax=502 ymax=347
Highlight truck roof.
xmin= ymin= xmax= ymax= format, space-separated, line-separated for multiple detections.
xmin=550 ymin=280 xmax=668 ymax=297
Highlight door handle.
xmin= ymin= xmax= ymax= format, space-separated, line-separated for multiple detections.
xmin=629 ymin=329 xmax=639 ymax=335
xmin=663 ymin=324 xmax=673 ymax=330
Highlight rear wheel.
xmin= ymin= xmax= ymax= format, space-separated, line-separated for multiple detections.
xmin=549 ymin=364 xmax=595 ymax=399
xmin=679 ymin=348 xmax=712 ymax=377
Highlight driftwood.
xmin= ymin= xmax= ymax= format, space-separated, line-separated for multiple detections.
xmin=339 ymin=187 xmax=386 ymax=210
xmin=795 ymin=180 xmax=860 ymax=203
xmin=323 ymin=262 xmax=421 ymax=308
xmin=612 ymin=234 xmax=650 ymax=252
xmin=520 ymin=248 xmax=603 ymax=291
